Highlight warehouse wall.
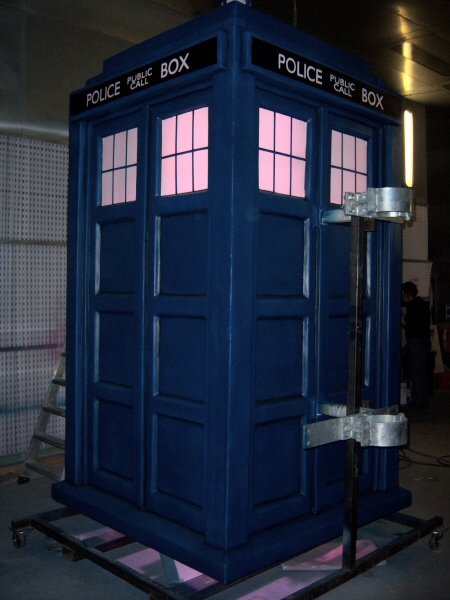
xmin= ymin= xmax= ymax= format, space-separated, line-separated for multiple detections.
xmin=0 ymin=0 xmax=193 ymax=143
xmin=0 ymin=135 xmax=67 ymax=462
xmin=0 ymin=0 xmax=190 ymax=463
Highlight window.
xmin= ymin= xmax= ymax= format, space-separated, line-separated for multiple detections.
xmin=258 ymin=108 xmax=307 ymax=198
xmin=101 ymin=128 xmax=138 ymax=206
xmin=161 ymin=107 xmax=209 ymax=196
xmin=330 ymin=131 xmax=367 ymax=205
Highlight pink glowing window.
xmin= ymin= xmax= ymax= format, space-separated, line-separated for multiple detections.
xmin=259 ymin=108 xmax=307 ymax=198
xmin=101 ymin=128 xmax=138 ymax=206
xmin=330 ymin=131 xmax=368 ymax=205
xmin=161 ymin=107 xmax=209 ymax=196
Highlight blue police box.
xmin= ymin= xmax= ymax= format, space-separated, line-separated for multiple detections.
xmin=53 ymin=0 xmax=411 ymax=583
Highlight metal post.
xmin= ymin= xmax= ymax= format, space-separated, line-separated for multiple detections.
xmin=342 ymin=215 xmax=366 ymax=570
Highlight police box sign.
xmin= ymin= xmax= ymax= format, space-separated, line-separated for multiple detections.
xmin=251 ymin=38 xmax=402 ymax=120
xmin=70 ymin=37 xmax=218 ymax=116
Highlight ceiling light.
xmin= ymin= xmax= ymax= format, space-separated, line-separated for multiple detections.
xmin=404 ymin=110 xmax=414 ymax=188
xmin=391 ymin=42 xmax=450 ymax=76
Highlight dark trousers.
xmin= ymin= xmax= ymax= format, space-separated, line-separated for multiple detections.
xmin=405 ymin=338 xmax=432 ymax=407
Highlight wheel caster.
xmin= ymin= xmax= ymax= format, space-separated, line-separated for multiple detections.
xmin=17 ymin=476 xmax=30 ymax=485
xmin=13 ymin=531 xmax=27 ymax=548
xmin=429 ymin=526 xmax=448 ymax=550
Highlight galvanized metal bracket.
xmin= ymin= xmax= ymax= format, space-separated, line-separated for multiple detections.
xmin=318 ymin=403 xmax=400 ymax=418
xmin=304 ymin=406 xmax=408 ymax=449
xmin=322 ymin=187 xmax=414 ymax=224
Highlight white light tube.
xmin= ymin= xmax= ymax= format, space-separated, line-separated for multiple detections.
xmin=404 ymin=110 xmax=414 ymax=188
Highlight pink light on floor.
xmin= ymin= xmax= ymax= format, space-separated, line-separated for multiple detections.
xmin=282 ymin=539 xmax=380 ymax=571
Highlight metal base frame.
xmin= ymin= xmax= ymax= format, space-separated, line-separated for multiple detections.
xmin=10 ymin=508 xmax=444 ymax=600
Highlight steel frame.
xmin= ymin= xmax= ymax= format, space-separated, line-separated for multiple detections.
xmin=10 ymin=508 xmax=444 ymax=600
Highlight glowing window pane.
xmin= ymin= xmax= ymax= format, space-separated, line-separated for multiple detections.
xmin=162 ymin=116 xmax=176 ymax=157
xmin=343 ymin=170 xmax=356 ymax=195
xmin=103 ymin=135 xmax=114 ymax=171
xmin=292 ymin=118 xmax=307 ymax=159
xmin=161 ymin=108 xmax=209 ymax=196
xmin=343 ymin=134 xmax=355 ymax=170
xmin=101 ymin=128 xmax=138 ymax=206
xmin=177 ymin=111 xmax=193 ymax=153
xmin=356 ymin=138 xmax=367 ymax=174
xmin=274 ymin=154 xmax=291 ymax=195
xmin=275 ymin=113 xmax=291 ymax=155
xmin=259 ymin=108 xmax=308 ymax=198
xmin=127 ymin=128 xmax=138 ymax=165
xmin=177 ymin=153 xmax=193 ymax=194
xmin=114 ymin=168 xmax=126 ymax=203
xmin=330 ymin=167 xmax=342 ymax=205
xmin=127 ymin=166 xmax=137 ymax=202
xmin=102 ymin=171 xmax=113 ymax=205
xmin=193 ymin=149 xmax=208 ymax=191
xmin=331 ymin=130 xmax=342 ymax=167
xmin=356 ymin=173 xmax=367 ymax=193
xmin=291 ymin=158 xmax=306 ymax=198
xmin=259 ymin=150 xmax=274 ymax=191
xmin=259 ymin=108 xmax=274 ymax=151
xmin=114 ymin=131 xmax=127 ymax=168
xmin=161 ymin=157 xmax=176 ymax=196
xmin=193 ymin=108 xmax=209 ymax=149
xmin=330 ymin=130 xmax=368 ymax=205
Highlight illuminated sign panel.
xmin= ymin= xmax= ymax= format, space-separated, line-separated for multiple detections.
xmin=70 ymin=38 xmax=218 ymax=116
xmin=251 ymin=38 xmax=402 ymax=120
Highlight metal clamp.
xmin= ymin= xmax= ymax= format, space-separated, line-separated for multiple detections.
xmin=304 ymin=407 xmax=408 ymax=449
xmin=322 ymin=187 xmax=414 ymax=224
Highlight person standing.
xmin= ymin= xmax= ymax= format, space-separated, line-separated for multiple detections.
xmin=401 ymin=281 xmax=432 ymax=408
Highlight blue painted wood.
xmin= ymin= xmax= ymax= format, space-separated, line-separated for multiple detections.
xmin=54 ymin=1 xmax=411 ymax=584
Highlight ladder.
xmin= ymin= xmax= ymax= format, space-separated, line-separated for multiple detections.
xmin=18 ymin=342 xmax=66 ymax=483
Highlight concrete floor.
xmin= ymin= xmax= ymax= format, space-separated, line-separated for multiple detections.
xmin=1 ymin=392 xmax=449 ymax=600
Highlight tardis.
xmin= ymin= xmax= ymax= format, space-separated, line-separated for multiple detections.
xmin=53 ymin=0 xmax=412 ymax=584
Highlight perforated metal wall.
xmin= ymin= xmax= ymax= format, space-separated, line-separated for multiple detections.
xmin=403 ymin=204 xmax=428 ymax=262
xmin=0 ymin=135 xmax=67 ymax=458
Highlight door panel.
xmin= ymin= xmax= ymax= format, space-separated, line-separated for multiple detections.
xmin=248 ymin=94 xmax=317 ymax=533
xmin=314 ymin=115 xmax=379 ymax=511
xmin=86 ymin=115 xmax=144 ymax=504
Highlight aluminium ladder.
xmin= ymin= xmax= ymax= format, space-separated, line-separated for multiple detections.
xmin=18 ymin=342 xmax=66 ymax=483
